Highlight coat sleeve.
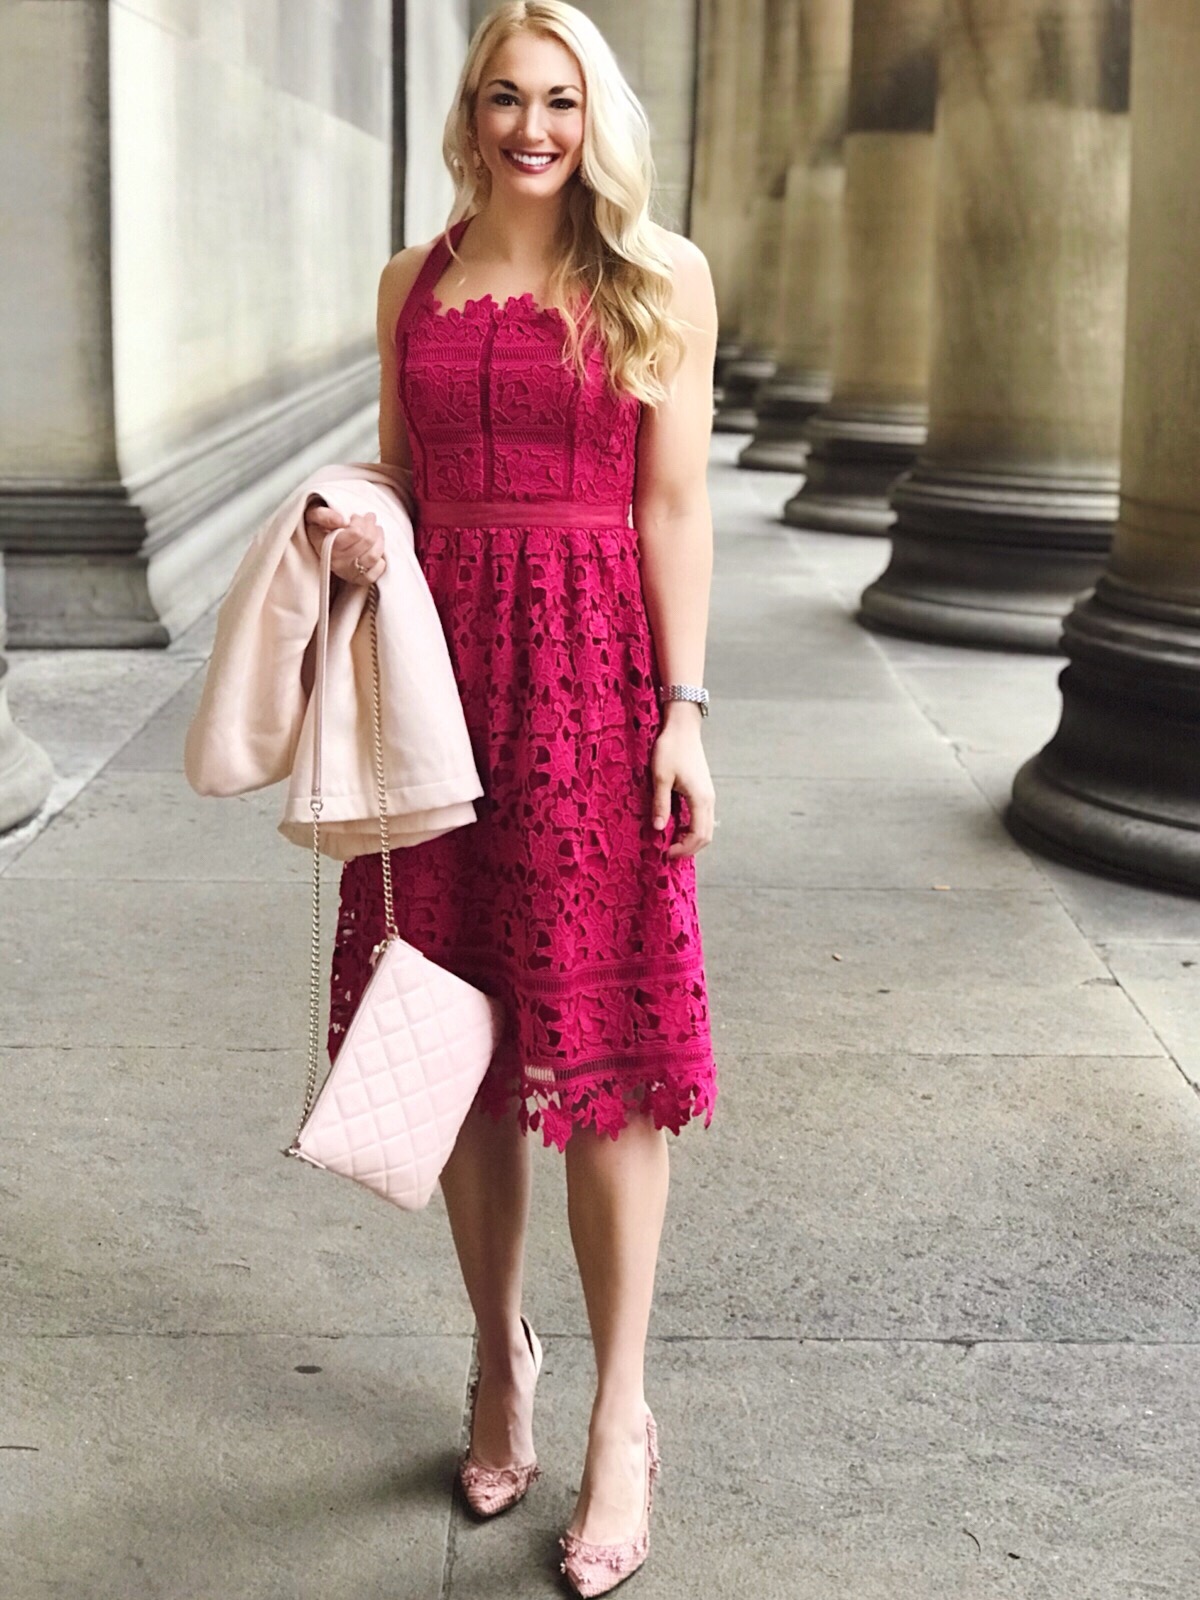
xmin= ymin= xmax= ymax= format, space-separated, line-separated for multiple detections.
xmin=182 ymin=487 xmax=322 ymax=796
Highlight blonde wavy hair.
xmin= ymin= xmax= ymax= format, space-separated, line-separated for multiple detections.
xmin=440 ymin=0 xmax=689 ymax=406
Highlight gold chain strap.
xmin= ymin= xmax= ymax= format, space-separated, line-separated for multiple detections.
xmin=287 ymin=559 xmax=398 ymax=1151
xmin=367 ymin=582 xmax=400 ymax=943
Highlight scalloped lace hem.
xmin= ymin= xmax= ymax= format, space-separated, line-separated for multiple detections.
xmin=473 ymin=1059 xmax=717 ymax=1151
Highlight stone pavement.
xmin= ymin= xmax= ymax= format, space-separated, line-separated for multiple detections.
xmin=2 ymin=435 xmax=1198 ymax=1598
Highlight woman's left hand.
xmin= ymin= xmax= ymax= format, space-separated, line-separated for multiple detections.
xmin=650 ymin=711 xmax=716 ymax=858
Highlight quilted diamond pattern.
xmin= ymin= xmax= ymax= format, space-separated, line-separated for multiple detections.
xmin=294 ymin=938 xmax=504 ymax=1210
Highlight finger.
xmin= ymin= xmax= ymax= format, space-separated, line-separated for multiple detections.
xmin=348 ymin=545 xmax=386 ymax=577
xmin=667 ymin=830 xmax=698 ymax=859
xmin=651 ymin=775 xmax=674 ymax=831
xmin=667 ymin=813 xmax=700 ymax=858
xmin=347 ymin=511 xmax=382 ymax=541
xmin=667 ymin=793 xmax=713 ymax=858
xmin=308 ymin=523 xmax=352 ymax=557
xmin=335 ymin=530 xmax=383 ymax=568
xmin=670 ymin=827 xmax=711 ymax=858
xmin=329 ymin=546 xmax=362 ymax=580
xmin=690 ymin=794 xmax=716 ymax=851
xmin=335 ymin=549 xmax=386 ymax=585
xmin=309 ymin=505 xmax=346 ymax=530
xmin=342 ymin=522 xmax=387 ymax=559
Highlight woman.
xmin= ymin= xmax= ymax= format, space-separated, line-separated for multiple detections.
xmin=306 ymin=3 xmax=718 ymax=1591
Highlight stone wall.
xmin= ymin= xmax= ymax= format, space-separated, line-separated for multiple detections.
xmin=405 ymin=0 xmax=473 ymax=242
xmin=0 ymin=0 xmax=395 ymax=646
xmin=107 ymin=0 xmax=393 ymax=479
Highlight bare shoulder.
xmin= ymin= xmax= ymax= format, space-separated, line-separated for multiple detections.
xmin=647 ymin=222 xmax=716 ymax=330
xmin=376 ymin=235 xmax=442 ymax=340
xmin=648 ymin=221 xmax=707 ymax=273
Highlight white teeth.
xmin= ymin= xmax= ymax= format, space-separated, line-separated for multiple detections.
xmin=508 ymin=151 xmax=556 ymax=168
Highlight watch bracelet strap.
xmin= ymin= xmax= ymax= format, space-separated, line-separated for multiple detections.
xmin=658 ymin=682 xmax=709 ymax=712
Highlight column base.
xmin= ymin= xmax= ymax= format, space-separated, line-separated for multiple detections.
xmin=1007 ymin=575 xmax=1200 ymax=894
xmin=714 ymin=347 xmax=777 ymax=434
xmin=858 ymin=463 xmax=1116 ymax=652
xmin=736 ymin=367 xmax=829 ymax=471
xmin=0 ymin=656 xmax=53 ymax=832
xmin=714 ymin=338 xmax=744 ymax=398
xmin=784 ymin=403 xmax=925 ymax=535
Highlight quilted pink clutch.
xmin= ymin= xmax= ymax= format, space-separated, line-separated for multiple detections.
xmin=283 ymin=521 xmax=504 ymax=1210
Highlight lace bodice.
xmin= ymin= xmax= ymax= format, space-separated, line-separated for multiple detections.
xmin=399 ymin=290 xmax=642 ymax=511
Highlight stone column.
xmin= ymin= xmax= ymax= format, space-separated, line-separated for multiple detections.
xmin=1009 ymin=0 xmax=1200 ymax=891
xmin=685 ymin=0 xmax=743 ymax=400
xmin=739 ymin=0 xmax=853 ymax=471
xmin=688 ymin=0 xmax=720 ymax=264
xmin=716 ymin=0 xmax=800 ymax=433
xmin=577 ymin=0 xmax=697 ymax=230
xmin=705 ymin=0 xmax=769 ymax=408
xmin=784 ymin=0 xmax=939 ymax=535
xmin=861 ymin=0 xmax=1132 ymax=651
xmin=391 ymin=0 xmax=407 ymax=247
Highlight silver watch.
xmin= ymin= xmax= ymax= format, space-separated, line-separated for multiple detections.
xmin=656 ymin=682 xmax=709 ymax=717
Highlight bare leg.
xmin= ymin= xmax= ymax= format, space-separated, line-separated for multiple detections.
xmin=563 ymin=1108 xmax=670 ymax=1543
xmin=439 ymin=1097 xmax=538 ymax=1466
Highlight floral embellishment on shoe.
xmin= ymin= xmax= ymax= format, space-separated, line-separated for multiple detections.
xmin=457 ymin=1316 xmax=544 ymax=1518
xmin=559 ymin=1411 xmax=661 ymax=1596
xmin=459 ymin=1452 xmax=543 ymax=1517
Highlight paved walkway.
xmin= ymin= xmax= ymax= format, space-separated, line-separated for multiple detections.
xmin=2 ymin=436 xmax=1198 ymax=1598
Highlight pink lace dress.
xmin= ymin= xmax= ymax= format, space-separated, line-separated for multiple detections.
xmin=327 ymin=214 xmax=717 ymax=1149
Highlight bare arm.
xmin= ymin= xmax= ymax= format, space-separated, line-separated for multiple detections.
xmin=304 ymin=246 xmax=428 ymax=587
xmin=631 ymin=232 xmax=719 ymax=857
xmin=376 ymin=246 xmax=424 ymax=477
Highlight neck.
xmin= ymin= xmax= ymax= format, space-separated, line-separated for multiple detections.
xmin=467 ymin=200 xmax=567 ymax=271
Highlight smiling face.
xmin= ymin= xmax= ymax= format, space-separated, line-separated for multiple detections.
xmin=473 ymin=30 xmax=586 ymax=195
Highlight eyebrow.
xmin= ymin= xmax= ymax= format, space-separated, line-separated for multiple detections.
xmin=485 ymin=77 xmax=583 ymax=94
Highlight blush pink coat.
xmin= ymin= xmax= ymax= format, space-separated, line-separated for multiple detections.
xmin=183 ymin=461 xmax=483 ymax=860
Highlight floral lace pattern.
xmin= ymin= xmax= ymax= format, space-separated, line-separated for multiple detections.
xmin=403 ymin=291 xmax=639 ymax=508
xmin=327 ymin=240 xmax=717 ymax=1150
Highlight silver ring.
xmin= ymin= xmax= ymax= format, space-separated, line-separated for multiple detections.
xmin=353 ymin=557 xmax=367 ymax=576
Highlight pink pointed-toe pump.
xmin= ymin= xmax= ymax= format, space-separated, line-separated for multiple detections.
xmin=558 ymin=1409 xmax=661 ymax=1597
xmin=458 ymin=1314 xmax=544 ymax=1517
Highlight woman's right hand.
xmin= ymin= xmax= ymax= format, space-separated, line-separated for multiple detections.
xmin=304 ymin=499 xmax=387 ymax=585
